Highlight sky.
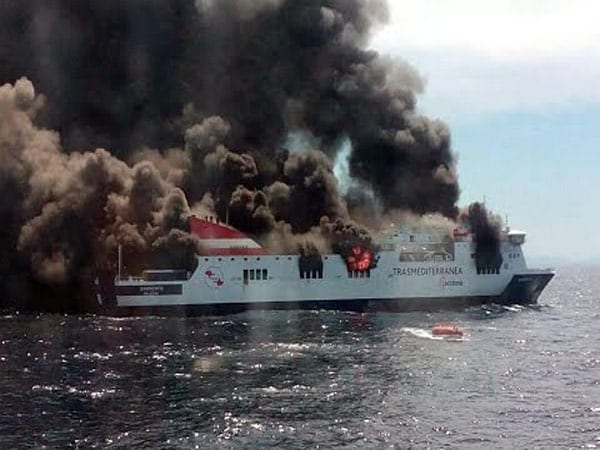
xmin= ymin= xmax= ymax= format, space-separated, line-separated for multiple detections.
xmin=370 ymin=0 xmax=600 ymax=264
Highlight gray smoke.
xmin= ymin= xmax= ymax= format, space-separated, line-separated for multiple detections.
xmin=0 ymin=79 xmax=199 ymax=310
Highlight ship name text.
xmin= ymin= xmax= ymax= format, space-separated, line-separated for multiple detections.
xmin=393 ymin=266 xmax=464 ymax=276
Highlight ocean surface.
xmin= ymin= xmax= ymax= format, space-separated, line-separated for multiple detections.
xmin=0 ymin=265 xmax=598 ymax=449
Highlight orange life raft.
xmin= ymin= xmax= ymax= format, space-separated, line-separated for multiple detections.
xmin=431 ymin=324 xmax=464 ymax=336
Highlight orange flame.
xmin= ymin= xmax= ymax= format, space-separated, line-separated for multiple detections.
xmin=346 ymin=246 xmax=373 ymax=271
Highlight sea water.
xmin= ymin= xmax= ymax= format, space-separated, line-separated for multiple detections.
xmin=0 ymin=265 xmax=598 ymax=449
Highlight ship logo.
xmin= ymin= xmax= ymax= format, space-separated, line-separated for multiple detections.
xmin=204 ymin=267 xmax=224 ymax=288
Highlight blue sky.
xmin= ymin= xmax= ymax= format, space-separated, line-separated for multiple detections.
xmin=370 ymin=0 xmax=600 ymax=264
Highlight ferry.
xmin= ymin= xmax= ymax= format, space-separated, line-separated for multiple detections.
xmin=96 ymin=216 xmax=554 ymax=314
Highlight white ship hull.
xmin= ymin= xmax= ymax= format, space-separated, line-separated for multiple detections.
xmin=104 ymin=231 xmax=554 ymax=314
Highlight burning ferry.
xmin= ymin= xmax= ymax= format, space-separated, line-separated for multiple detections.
xmin=97 ymin=215 xmax=554 ymax=313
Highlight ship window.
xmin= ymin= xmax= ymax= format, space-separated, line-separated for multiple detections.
xmin=231 ymin=258 xmax=235 ymax=261
xmin=301 ymin=268 xmax=323 ymax=279
xmin=256 ymin=270 xmax=261 ymax=280
xmin=262 ymin=269 xmax=268 ymax=280
xmin=243 ymin=270 xmax=248 ymax=285
xmin=250 ymin=270 xmax=255 ymax=280
xmin=244 ymin=257 xmax=248 ymax=261
xmin=410 ymin=235 xmax=415 ymax=242
xmin=347 ymin=270 xmax=361 ymax=278
xmin=257 ymin=257 xmax=261 ymax=261
xmin=275 ymin=257 xmax=279 ymax=261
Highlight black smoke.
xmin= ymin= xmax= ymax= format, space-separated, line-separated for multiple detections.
xmin=0 ymin=0 xmax=458 ymax=212
xmin=0 ymin=0 xmax=466 ymax=311
xmin=460 ymin=203 xmax=503 ymax=274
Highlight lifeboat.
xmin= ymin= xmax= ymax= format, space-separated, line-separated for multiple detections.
xmin=431 ymin=324 xmax=464 ymax=336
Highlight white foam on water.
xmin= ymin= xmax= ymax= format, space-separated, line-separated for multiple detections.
xmin=402 ymin=327 xmax=469 ymax=342
xmin=402 ymin=327 xmax=444 ymax=340
xmin=504 ymin=305 xmax=524 ymax=312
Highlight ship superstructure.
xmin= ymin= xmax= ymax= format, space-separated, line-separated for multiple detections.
xmin=104 ymin=216 xmax=554 ymax=313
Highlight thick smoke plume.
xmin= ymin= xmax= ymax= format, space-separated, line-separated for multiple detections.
xmin=0 ymin=0 xmax=476 ymax=311
xmin=0 ymin=79 xmax=199 ymax=310
xmin=460 ymin=203 xmax=503 ymax=274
